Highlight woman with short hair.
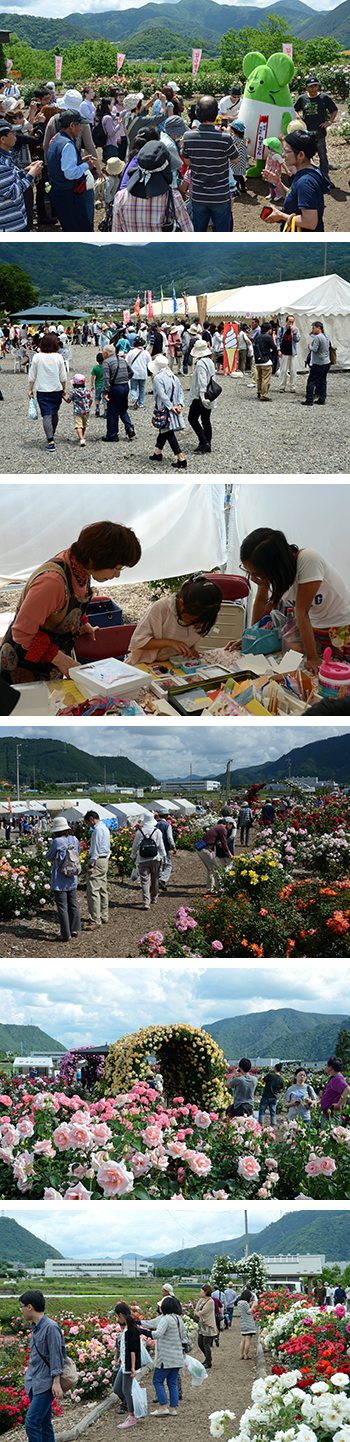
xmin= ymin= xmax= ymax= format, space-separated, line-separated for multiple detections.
xmin=28 ymin=332 xmax=67 ymax=452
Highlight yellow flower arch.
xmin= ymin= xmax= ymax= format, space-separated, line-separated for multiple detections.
xmin=104 ymin=1023 xmax=229 ymax=1110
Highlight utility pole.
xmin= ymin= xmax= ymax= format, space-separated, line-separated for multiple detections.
xmin=190 ymin=761 xmax=192 ymax=796
xmin=33 ymin=766 xmax=35 ymax=791
xmin=104 ymin=765 xmax=107 ymax=795
xmin=225 ymin=758 xmax=233 ymax=805
xmin=16 ymin=745 xmax=21 ymax=803
xmin=244 ymin=1209 xmax=249 ymax=1258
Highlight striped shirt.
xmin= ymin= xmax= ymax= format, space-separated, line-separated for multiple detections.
xmin=182 ymin=125 xmax=237 ymax=204
xmin=230 ymin=137 xmax=247 ymax=177
xmin=112 ymin=187 xmax=193 ymax=231
xmin=0 ymin=150 xmax=31 ymax=231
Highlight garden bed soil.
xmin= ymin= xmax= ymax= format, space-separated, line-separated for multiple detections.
xmin=0 ymin=828 xmax=260 ymax=958
xmin=0 ymin=1321 xmax=255 ymax=1442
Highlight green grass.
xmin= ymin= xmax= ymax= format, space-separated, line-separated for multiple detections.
xmin=0 ymin=1280 xmax=199 ymax=1326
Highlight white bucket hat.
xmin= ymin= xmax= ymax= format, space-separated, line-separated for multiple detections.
xmin=124 ymin=91 xmax=144 ymax=112
xmin=148 ymin=354 xmax=172 ymax=376
xmin=51 ymin=816 xmax=69 ymax=833
xmin=192 ymin=338 xmax=212 ymax=359
xmin=62 ymin=89 xmax=82 ymax=111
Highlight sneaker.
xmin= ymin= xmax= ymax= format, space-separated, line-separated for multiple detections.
xmin=125 ymin=427 xmax=135 ymax=440
xmin=117 ymin=1419 xmax=137 ymax=1428
xmin=46 ymin=442 xmax=55 ymax=452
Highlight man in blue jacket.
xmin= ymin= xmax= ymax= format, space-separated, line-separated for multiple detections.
xmin=46 ymin=110 xmax=94 ymax=231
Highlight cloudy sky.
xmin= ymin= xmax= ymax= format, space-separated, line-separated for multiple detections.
xmin=1 ymin=724 xmax=345 ymax=782
xmin=2 ymin=962 xmax=349 ymax=1049
xmin=1 ymin=1202 xmax=320 ymax=1257
xmin=7 ymin=0 xmax=331 ymax=21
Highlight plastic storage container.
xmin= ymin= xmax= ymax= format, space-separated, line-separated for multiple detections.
xmin=69 ymin=658 xmax=146 ymax=701
xmin=86 ymin=597 xmax=123 ymax=628
xmin=318 ymin=647 xmax=350 ymax=700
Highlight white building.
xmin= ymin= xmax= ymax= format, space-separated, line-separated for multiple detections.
xmin=263 ymin=1254 xmax=325 ymax=1285
xmin=45 ymin=1258 xmax=154 ymax=1278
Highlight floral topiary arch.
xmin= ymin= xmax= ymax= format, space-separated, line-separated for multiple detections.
xmin=104 ymin=1023 xmax=229 ymax=1110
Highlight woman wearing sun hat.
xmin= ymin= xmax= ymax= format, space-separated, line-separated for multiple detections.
xmin=188 ymin=337 xmax=217 ymax=454
xmin=149 ymin=353 xmax=187 ymax=467
xmin=46 ymin=816 xmax=81 ymax=944
xmin=112 ymin=138 xmax=193 ymax=231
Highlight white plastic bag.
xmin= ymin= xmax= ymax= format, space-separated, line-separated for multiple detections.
xmin=131 ymin=1377 xmax=148 ymax=1418
xmin=184 ymin=1354 xmax=208 ymax=1387
xmin=28 ymin=397 xmax=38 ymax=419
xmin=140 ymin=1340 xmax=152 ymax=1366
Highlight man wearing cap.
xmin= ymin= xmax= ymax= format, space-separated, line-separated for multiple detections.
xmin=112 ymin=138 xmax=193 ymax=231
xmin=46 ymin=110 xmax=96 ymax=230
xmin=295 ymin=75 xmax=337 ymax=177
xmin=182 ymin=94 xmax=238 ymax=231
xmin=0 ymin=121 xmax=42 ymax=230
xmin=43 ymin=89 xmax=103 ymax=179
xmin=218 ymin=85 xmax=241 ymax=124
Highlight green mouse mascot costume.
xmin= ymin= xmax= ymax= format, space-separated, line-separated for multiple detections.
xmin=238 ymin=49 xmax=296 ymax=176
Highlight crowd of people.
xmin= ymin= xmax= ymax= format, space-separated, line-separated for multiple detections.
xmin=2 ymin=309 xmax=333 ymax=462
xmin=0 ymin=72 xmax=339 ymax=232
xmin=226 ymin=1056 xmax=350 ymax=1124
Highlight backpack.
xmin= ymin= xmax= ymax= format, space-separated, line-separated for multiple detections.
xmin=92 ymin=117 xmax=106 ymax=149
xmin=60 ymin=841 xmax=81 ymax=878
xmin=139 ymin=827 xmax=158 ymax=860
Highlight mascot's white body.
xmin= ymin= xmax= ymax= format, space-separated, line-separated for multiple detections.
xmin=239 ymin=96 xmax=296 ymax=158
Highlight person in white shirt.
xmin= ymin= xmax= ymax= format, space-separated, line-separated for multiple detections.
xmin=80 ymin=86 xmax=96 ymax=125
xmin=239 ymin=526 xmax=350 ymax=676
xmin=85 ymin=809 xmax=111 ymax=927
xmin=131 ymin=815 xmax=167 ymax=909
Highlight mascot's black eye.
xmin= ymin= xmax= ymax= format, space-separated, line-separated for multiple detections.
xmin=260 ymin=79 xmax=264 ymax=84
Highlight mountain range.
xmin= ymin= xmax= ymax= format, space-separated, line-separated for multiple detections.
xmin=3 ymin=243 xmax=350 ymax=307
xmin=153 ymin=1211 xmax=350 ymax=1268
xmin=5 ymin=0 xmax=350 ymax=53
xmin=206 ymin=1007 xmax=348 ymax=1062
xmin=0 ymin=738 xmax=156 ymax=789
xmin=221 ymin=733 xmax=350 ymax=789
xmin=0 ymin=1024 xmax=65 ymax=1055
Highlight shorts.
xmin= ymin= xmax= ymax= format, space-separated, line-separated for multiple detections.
xmin=74 ymin=415 xmax=88 ymax=433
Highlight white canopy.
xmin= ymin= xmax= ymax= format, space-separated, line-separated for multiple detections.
xmin=207 ymin=274 xmax=350 ymax=367
xmin=107 ymin=802 xmax=153 ymax=827
xmin=171 ymin=798 xmax=197 ymax=815
xmin=228 ymin=483 xmax=350 ymax=596
xmin=148 ymin=799 xmax=181 ymax=815
xmin=0 ymin=800 xmax=45 ymax=814
xmin=59 ymin=798 xmax=116 ymax=823
xmin=0 ymin=483 xmax=226 ymax=584
xmin=139 ymin=290 xmax=233 ymax=321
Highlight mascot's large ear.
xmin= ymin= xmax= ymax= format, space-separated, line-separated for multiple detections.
xmin=243 ymin=50 xmax=265 ymax=78
xmin=268 ymin=51 xmax=295 ymax=87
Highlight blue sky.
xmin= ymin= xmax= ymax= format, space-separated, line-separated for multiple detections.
xmin=0 ymin=1202 xmax=321 ymax=1257
xmin=0 ymin=724 xmax=344 ymax=782
xmin=1 ymin=962 xmax=349 ymax=1049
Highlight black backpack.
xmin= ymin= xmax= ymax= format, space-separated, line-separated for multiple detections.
xmin=139 ymin=827 xmax=158 ymax=860
xmin=92 ymin=117 xmax=106 ymax=149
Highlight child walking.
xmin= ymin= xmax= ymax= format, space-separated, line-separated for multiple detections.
xmin=127 ymin=573 xmax=223 ymax=665
xmin=66 ymin=372 xmax=93 ymax=447
xmin=91 ymin=351 xmax=106 ymax=417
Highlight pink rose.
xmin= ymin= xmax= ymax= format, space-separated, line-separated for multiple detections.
xmin=0 ymin=1096 xmax=12 ymax=1107
xmin=44 ymin=1187 xmax=63 ymax=1200
xmin=167 ymin=1141 xmax=188 ymax=1158
xmin=1 ymin=1125 xmax=19 ymax=1147
xmin=193 ymin=1111 xmax=211 ymax=1130
xmin=142 ymin=1125 xmax=163 ymax=1146
xmin=305 ymin=1158 xmax=322 ymax=1176
xmin=130 ymin=1152 xmax=151 ymax=1176
xmin=189 ymin=1153 xmax=211 ymax=1177
xmin=33 ymin=1139 xmax=55 ymax=1155
xmin=68 ymin=1123 xmax=93 ymax=1150
xmin=266 ymin=1157 xmax=278 ymax=1169
xmin=212 ymin=1190 xmax=229 ymax=1199
xmin=17 ymin=1119 xmax=34 ymax=1138
xmin=90 ymin=1123 xmax=112 ymax=1144
xmin=319 ymin=1155 xmax=336 ymax=1175
xmin=96 ymin=1160 xmax=134 ymax=1198
xmin=53 ymin=1122 xmax=72 ymax=1152
xmin=64 ymin=1182 xmax=91 ymax=1201
xmin=211 ymin=940 xmax=223 ymax=951
xmin=238 ymin=1155 xmax=261 ymax=1180
xmin=0 ymin=1147 xmax=14 ymax=1163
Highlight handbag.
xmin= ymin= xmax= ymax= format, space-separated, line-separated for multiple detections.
xmin=152 ymin=379 xmax=175 ymax=431
xmin=282 ymin=215 xmax=301 ymax=233
xmin=241 ymin=618 xmax=281 ymax=655
xmin=329 ymin=342 xmax=337 ymax=365
xmin=161 ymin=187 xmax=182 ymax=232
xmin=28 ymin=397 xmax=38 ymax=419
xmin=32 ymin=1334 xmax=78 ymax=1394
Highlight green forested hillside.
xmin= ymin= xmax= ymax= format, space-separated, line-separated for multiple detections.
xmin=206 ymin=1008 xmax=349 ymax=1062
xmin=222 ymin=734 xmax=350 ymax=790
xmin=0 ymin=1024 xmax=65 ymax=1054
xmin=154 ymin=1212 xmax=350 ymax=1270
xmin=64 ymin=0 xmax=327 ymax=47
xmin=2 ymin=243 xmax=350 ymax=307
xmin=0 ymin=1218 xmax=63 ymax=1264
xmin=0 ymin=738 xmax=156 ymax=788
xmin=0 ymin=11 xmax=96 ymax=46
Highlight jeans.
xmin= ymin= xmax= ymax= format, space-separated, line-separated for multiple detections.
xmin=226 ymin=1305 xmax=234 ymax=1326
xmin=26 ymin=1390 xmax=55 ymax=1442
xmin=139 ymin=859 xmax=161 ymax=907
xmin=306 ymin=364 xmax=328 ymax=404
xmin=153 ymin=1365 xmax=179 ymax=1408
xmin=192 ymin=199 xmax=232 ymax=232
xmin=86 ymin=856 xmax=109 ymax=923
xmin=316 ymin=130 xmax=329 ymax=177
xmin=130 ymin=378 xmax=146 ymax=406
xmin=106 ymin=384 xmax=132 ymax=437
xmin=188 ymin=399 xmax=212 ymax=447
xmin=54 ymin=889 xmax=81 ymax=941
xmin=259 ymin=1098 xmax=277 ymax=1126
xmin=161 ymin=855 xmax=173 ymax=885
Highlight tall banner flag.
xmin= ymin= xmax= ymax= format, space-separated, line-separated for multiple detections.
xmin=123 ymin=309 xmax=130 ymax=324
xmin=223 ymin=322 xmax=239 ymax=374
xmin=134 ymin=294 xmax=141 ymax=315
xmin=6 ymin=58 xmax=13 ymax=73
xmin=144 ymin=289 xmax=148 ymax=316
xmin=192 ymin=47 xmax=202 ymax=78
xmin=148 ymin=290 xmax=153 ymax=318
xmin=117 ymin=53 xmax=125 ymax=72
xmin=157 ymin=63 xmax=164 ymax=81
xmin=160 ymin=285 xmax=164 ymax=319
xmin=55 ymin=55 xmax=63 ymax=81
xmin=172 ymin=281 xmax=177 ymax=313
xmin=7 ymin=797 xmax=12 ymax=812
xmin=282 ymin=42 xmax=293 ymax=57
xmin=182 ymin=292 xmax=189 ymax=315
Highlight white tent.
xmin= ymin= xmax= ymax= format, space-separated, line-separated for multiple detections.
xmin=171 ymin=798 xmax=197 ymax=816
xmin=107 ymin=802 xmax=153 ymax=827
xmin=0 ymin=483 xmax=226 ymax=584
xmin=207 ymin=274 xmax=350 ymax=367
xmin=228 ymin=483 xmax=350 ymax=599
xmin=139 ymin=290 xmax=234 ymax=321
xmin=148 ymin=799 xmax=181 ymax=815
xmin=59 ymin=799 xmax=117 ymax=825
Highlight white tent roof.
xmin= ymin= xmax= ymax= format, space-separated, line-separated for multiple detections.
xmin=59 ymin=798 xmax=116 ymax=822
xmin=108 ymin=802 xmax=153 ymax=826
xmin=172 ymin=798 xmax=197 ymax=815
xmin=139 ymin=290 xmax=233 ymax=321
xmin=149 ymin=799 xmax=181 ymax=814
xmin=207 ymin=273 xmax=350 ymax=320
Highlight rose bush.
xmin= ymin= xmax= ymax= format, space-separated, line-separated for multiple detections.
xmin=0 ymin=852 xmax=52 ymax=921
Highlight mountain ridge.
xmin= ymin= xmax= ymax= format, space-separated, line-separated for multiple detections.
xmin=152 ymin=1212 xmax=350 ymax=1268
xmin=0 ymin=738 xmax=156 ymax=788
xmin=205 ymin=1007 xmax=349 ymax=1062
xmin=0 ymin=1024 xmax=66 ymax=1055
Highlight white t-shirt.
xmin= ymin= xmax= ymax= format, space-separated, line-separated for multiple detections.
xmin=283 ymin=548 xmax=350 ymax=630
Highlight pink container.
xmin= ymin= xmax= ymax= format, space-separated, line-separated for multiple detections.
xmin=318 ymin=647 xmax=350 ymax=700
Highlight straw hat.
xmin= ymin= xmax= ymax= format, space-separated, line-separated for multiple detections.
xmin=106 ymin=156 xmax=124 ymax=175
xmin=188 ymin=323 xmax=200 ymax=336
xmin=192 ymin=338 xmax=212 ymax=359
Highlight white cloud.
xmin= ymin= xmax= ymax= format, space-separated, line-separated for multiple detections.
xmin=2 ymin=1202 xmax=308 ymax=1257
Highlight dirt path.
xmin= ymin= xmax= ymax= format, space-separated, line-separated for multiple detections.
xmin=0 ymin=829 xmax=261 ymax=958
xmin=1 ymin=1321 xmax=256 ymax=1442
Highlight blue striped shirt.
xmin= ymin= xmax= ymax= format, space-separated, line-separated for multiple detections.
xmin=0 ymin=150 xmax=31 ymax=231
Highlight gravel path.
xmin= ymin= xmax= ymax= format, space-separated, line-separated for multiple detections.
xmin=1 ymin=346 xmax=349 ymax=473
xmin=0 ymin=1319 xmax=256 ymax=1442
xmin=0 ymin=581 xmax=161 ymax=624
